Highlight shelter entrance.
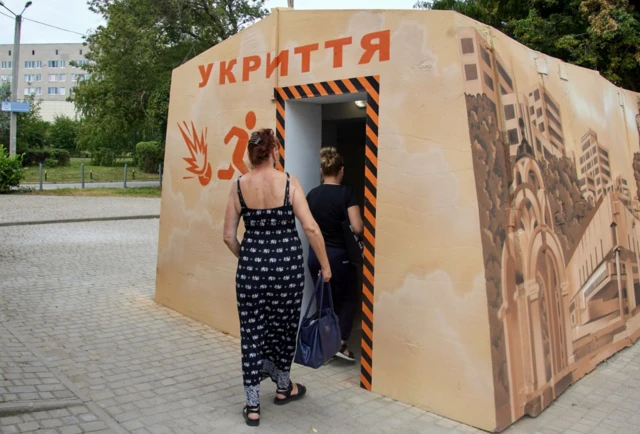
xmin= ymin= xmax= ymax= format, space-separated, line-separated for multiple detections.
xmin=274 ymin=76 xmax=380 ymax=390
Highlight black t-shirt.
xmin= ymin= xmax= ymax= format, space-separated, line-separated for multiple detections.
xmin=306 ymin=184 xmax=357 ymax=249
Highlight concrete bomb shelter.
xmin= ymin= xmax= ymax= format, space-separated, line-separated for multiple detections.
xmin=156 ymin=8 xmax=640 ymax=432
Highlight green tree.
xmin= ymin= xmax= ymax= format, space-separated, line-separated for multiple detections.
xmin=49 ymin=115 xmax=80 ymax=155
xmin=72 ymin=0 xmax=268 ymax=163
xmin=0 ymin=82 xmax=10 ymax=146
xmin=16 ymin=95 xmax=49 ymax=152
xmin=415 ymin=0 xmax=640 ymax=91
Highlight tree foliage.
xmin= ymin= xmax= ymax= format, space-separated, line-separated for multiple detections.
xmin=49 ymin=115 xmax=81 ymax=155
xmin=72 ymin=0 xmax=268 ymax=162
xmin=415 ymin=0 xmax=640 ymax=91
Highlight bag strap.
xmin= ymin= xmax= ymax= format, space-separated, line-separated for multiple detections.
xmin=302 ymin=274 xmax=334 ymax=319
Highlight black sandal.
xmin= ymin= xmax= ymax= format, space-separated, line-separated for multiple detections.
xmin=335 ymin=343 xmax=355 ymax=362
xmin=274 ymin=382 xmax=307 ymax=405
xmin=243 ymin=406 xmax=260 ymax=427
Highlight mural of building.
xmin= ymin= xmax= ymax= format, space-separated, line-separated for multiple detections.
xmin=525 ymin=85 xmax=565 ymax=160
xmin=158 ymin=8 xmax=640 ymax=433
xmin=578 ymin=129 xmax=612 ymax=203
xmin=500 ymin=147 xmax=573 ymax=420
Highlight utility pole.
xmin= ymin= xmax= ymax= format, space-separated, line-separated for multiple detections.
xmin=0 ymin=1 xmax=33 ymax=156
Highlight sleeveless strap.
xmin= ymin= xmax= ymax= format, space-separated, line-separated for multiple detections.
xmin=284 ymin=173 xmax=291 ymax=206
xmin=237 ymin=176 xmax=247 ymax=209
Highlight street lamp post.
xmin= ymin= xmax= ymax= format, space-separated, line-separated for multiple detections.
xmin=0 ymin=1 xmax=33 ymax=156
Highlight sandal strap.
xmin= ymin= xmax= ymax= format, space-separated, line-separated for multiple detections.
xmin=276 ymin=382 xmax=293 ymax=396
xmin=245 ymin=406 xmax=260 ymax=414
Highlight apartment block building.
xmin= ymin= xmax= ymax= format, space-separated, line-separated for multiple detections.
xmin=0 ymin=43 xmax=88 ymax=122
xmin=578 ymin=129 xmax=612 ymax=203
xmin=525 ymin=85 xmax=566 ymax=160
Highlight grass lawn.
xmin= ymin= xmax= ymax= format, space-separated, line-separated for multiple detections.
xmin=21 ymin=158 xmax=160 ymax=184
xmin=17 ymin=186 xmax=162 ymax=198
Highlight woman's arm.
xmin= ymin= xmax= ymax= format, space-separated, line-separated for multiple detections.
xmin=223 ymin=182 xmax=242 ymax=258
xmin=347 ymin=205 xmax=364 ymax=236
xmin=290 ymin=176 xmax=332 ymax=282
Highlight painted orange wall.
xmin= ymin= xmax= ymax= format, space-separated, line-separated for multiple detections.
xmin=158 ymin=8 xmax=640 ymax=432
xmin=157 ymin=8 xmax=496 ymax=431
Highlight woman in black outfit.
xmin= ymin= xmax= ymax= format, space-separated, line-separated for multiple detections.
xmin=306 ymin=147 xmax=364 ymax=361
xmin=223 ymin=129 xmax=331 ymax=426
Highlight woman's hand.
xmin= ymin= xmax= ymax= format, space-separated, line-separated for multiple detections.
xmin=320 ymin=265 xmax=332 ymax=282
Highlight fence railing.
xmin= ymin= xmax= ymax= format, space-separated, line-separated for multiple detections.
xmin=35 ymin=163 xmax=163 ymax=191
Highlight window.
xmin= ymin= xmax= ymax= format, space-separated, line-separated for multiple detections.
xmin=504 ymin=104 xmax=516 ymax=120
xmin=534 ymin=89 xmax=541 ymax=101
xmin=59 ymin=87 xmax=66 ymax=96
xmin=530 ymin=106 xmax=535 ymax=115
xmin=61 ymin=60 xmax=66 ymax=68
xmin=47 ymin=87 xmax=59 ymax=95
xmin=48 ymin=60 xmax=59 ymax=68
xmin=461 ymin=38 xmax=474 ymax=54
xmin=500 ymin=85 xmax=507 ymax=96
xmin=508 ymin=128 xmax=519 ymax=145
xmin=71 ymin=74 xmax=78 ymax=82
xmin=8 ymin=50 xmax=11 ymax=56
xmin=539 ymin=122 xmax=546 ymax=133
xmin=483 ymin=72 xmax=494 ymax=91
xmin=35 ymin=74 xmax=41 ymax=82
xmin=536 ymin=107 xmax=543 ymax=118
xmin=79 ymin=49 xmax=83 ymax=55
xmin=59 ymin=74 xmax=66 ymax=82
xmin=1 ymin=61 xmax=12 ymax=69
xmin=496 ymin=62 xmax=513 ymax=90
xmin=24 ymin=74 xmax=35 ymax=82
xmin=36 ymin=61 xmax=42 ymax=69
xmin=549 ymin=126 xmax=564 ymax=144
xmin=35 ymin=87 xmax=41 ymax=95
xmin=464 ymin=64 xmax=478 ymax=81
xmin=56 ymin=50 xmax=59 ymax=55
xmin=480 ymin=47 xmax=491 ymax=67
xmin=25 ymin=61 xmax=36 ymax=69
xmin=48 ymin=74 xmax=57 ymax=82
xmin=77 ymin=60 xmax=89 ymax=67
xmin=536 ymin=138 xmax=542 ymax=153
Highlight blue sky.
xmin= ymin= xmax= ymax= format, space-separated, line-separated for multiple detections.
xmin=0 ymin=0 xmax=420 ymax=45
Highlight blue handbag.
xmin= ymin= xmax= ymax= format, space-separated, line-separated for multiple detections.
xmin=294 ymin=275 xmax=342 ymax=369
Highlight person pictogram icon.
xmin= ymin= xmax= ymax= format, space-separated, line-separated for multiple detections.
xmin=218 ymin=111 xmax=257 ymax=180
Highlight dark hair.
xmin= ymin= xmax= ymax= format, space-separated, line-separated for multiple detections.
xmin=248 ymin=129 xmax=279 ymax=166
xmin=320 ymin=147 xmax=343 ymax=176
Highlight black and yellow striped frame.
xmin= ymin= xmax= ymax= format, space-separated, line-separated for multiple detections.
xmin=274 ymin=75 xmax=380 ymax=390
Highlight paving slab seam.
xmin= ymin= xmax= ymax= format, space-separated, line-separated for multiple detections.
xmin=3 ymin=322 xmax=131 ymax=434
xmin=0 ymin=214 xmax=160 ymax=227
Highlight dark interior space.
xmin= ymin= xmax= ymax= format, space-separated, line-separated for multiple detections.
xmin=321 ymin=102 xmax=366 ymax=369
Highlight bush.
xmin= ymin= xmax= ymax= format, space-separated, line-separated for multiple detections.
xmin=0 ymin=145 xmax=24 ymax=192
xmin=43 ymin=158 xmax=58 ymax=168
xmin=136 ymin=141 xmax=164 ymax=173
xmin=22 ymin=148 xmax=70 ymax=167
xmin=49 ymin=149 xmax=70 ymax=166
xmin=91 ymin=148 xmax=116 ymax=166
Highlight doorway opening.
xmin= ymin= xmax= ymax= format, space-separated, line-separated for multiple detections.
xmin=274 ymin=76 xmax=380 ymax=391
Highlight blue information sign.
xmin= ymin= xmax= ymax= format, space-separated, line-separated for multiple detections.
xmin=1 ymin=101 xmax=31 ymax=113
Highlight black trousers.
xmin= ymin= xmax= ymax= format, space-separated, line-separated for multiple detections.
xmin=308 ymin=246 xmax=359 ymax=342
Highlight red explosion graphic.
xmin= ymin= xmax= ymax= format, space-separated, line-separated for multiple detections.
xmin=178 ymin=121 xmax=213 ymax=186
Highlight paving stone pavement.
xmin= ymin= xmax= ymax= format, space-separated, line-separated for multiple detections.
xmin=1 ymin=202 xmax=640 ymax=433
xmin=0 ymin=196 xmax=160 ymax=225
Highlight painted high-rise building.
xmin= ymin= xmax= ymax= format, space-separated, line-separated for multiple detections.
xmin=525 ymin=85 xmax=565 ymax=160
xmin=578 ymin=129 xmax=612 ymax=202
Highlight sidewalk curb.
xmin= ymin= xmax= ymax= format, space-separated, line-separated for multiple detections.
xmin=0 ymin=214 xmax=160 ymax=227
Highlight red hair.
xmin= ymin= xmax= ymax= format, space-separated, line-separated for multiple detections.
xmin=248 ymin=128 xmax=279 ymax=166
